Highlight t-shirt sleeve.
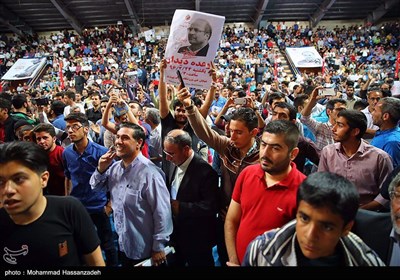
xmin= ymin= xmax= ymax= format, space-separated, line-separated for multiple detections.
xmin=232 ymin=167 xmax=247 ymax=204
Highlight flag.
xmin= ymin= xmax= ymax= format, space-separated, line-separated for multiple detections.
xmin=59 ymin=59 xmax=65 ymax=90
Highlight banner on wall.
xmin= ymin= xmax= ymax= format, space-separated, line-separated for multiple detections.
xmin=286 ymin=47 xmax=323 ymax=68
xmin=164 ymin=9 xmax=225 ymax=89
xmin=2 ymin=57 xmax=47 ymax=80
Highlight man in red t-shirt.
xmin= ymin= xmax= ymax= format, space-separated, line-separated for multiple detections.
xmin=32 ymin=123 xmax=66 ymax=196
xmin=225 ymin=120 xmax=306 ymax=265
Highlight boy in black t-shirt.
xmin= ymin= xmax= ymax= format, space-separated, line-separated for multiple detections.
xmin=0 ymin=141 xmax=105 ymax=267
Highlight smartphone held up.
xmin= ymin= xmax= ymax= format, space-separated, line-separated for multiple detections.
xmin=318 ymin=87 xmax=335 ymax=96
xmin=176 ymin=70 xmax=185 ymax=88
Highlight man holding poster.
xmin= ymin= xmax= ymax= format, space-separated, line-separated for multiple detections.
xmin=165 ymin=10 xmax=225 ymax=90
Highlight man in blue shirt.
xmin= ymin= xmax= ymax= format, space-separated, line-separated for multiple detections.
xmin=90 ymin=122 xmax=172 ymax=267
xmin=371 ymin=97 xmax=400 ymax=169
xmin=63 ymin=112 xmax=118 ymax=266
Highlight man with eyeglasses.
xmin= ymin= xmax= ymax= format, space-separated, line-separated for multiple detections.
xmin=62 ymin=112 xmax=118 ymax=266
xmin=177 ymin=18 xmax=212 ymax=57
xmin=163 ymin=129 xmax=218 ymax=266
xmin=361 ymin=88 xmax=382 ymax=142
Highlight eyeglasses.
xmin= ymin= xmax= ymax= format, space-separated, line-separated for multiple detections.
xmin=389 ymin=191 xmax=400 ymax=204
xmin=66 ymin=124 xmax=83 ymax=132
xmin=188 ymin=27 xmax=207 ymax=33
xmin=368 ymin=97 xmax=381 ymax=101
xmin=163 ymin=150 xmax=174 ymax=158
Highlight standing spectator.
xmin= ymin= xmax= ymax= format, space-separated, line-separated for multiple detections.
xmin=177 ymin=89 xmax=260 ymax=267
xmin=318 ymin=110 xmax=393 ymax=211
xmin=225 ymin=120 xmax=306 ymax=265
xmin=0 ymin=98 xmax=17 ymax=142
xmin=164 ymin=129 xmax=218 ymax=266
xmin=32 ymin=123 xmax=65 ymax=196
xmin=144 ymin=108 xmax=162 ymax=167
xmin=371 ymin=97 xmax=400 ymax=169
xmin=63 ymin=112 xmax=118 ymax=266
xmin=361 ymin=88 xmax=382 ymax=141
xmin=90 ymin=123 xmax=172 ymax=266
xmin=300 ymin=86 xmax=346 ymax=150
xmin=0 ymin=141 xmax=105 ymax=267
xmin=243 ymin=172 xmax=385 ymax=267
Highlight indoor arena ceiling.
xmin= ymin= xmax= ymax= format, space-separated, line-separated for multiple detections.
xmin=0 ymin=0 xmax=399 ymax=36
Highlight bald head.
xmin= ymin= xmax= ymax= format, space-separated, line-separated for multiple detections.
xmin=165 ymin=129 xmax=192 ymax=149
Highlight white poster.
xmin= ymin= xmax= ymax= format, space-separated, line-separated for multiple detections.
xmin=2 ymin=57 xmax=47 ymax=80
xmin=144 ymin=29 xmax=155 ymax=42
xmin=286 ymin=47 xmax=323 ymax=68
xmin=165 ymin=9 xmax=225 ymax=89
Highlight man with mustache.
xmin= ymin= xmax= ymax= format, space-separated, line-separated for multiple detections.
xmin=224 ymin=120 xmax=306 ymax=265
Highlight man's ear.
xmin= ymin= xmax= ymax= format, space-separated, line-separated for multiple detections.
xmin=341 ymin=220 xmax=354 ymax=237
xmin=40 ymin=171 xmax=50 ymax=189
xmin=351 ymin=127 xmax=360 ymax=138
xmin=250 ymin=128 xmax=259 ymax=137
xmin=290 ymin=147 xmax=299 ymax=161
xmin=382 ymin=112 xmax=390 ymax=121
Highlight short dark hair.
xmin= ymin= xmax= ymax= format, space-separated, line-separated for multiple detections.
xmin=0 ymin=98 xmax=12 ymax=112
xmin=353 ymin=99 xmax=368 ymax=111
xmin=297 ymin=172 xmax=359 ymax=225
xmin=263 ymin=120 xmax=299 ymax=150
xmin=50 ymin=100 xmax=66 ymax=116
xmin=380 ymin=97 xmax=400 ymax=124
xmin=230 ymin=107 xmax=258 ymax=132
xmin=337 ymin=109 xmax=367 ymax=139
xmin=0 ymin=141 xmax=49 ymax=174
xmin=164 ymin=130 xmax=192 ymax=149
xmin=326 ymin=98 xmax=346 ymax=112
xmin=268 ymin=92 xmax=285 ymax=106
xmin=172 ymin=99 xmax=184 ymax=110
xmin=293 ymin=94 xmax=309 ymax=112
xmin=64 ymin=112 xmax=89 ymax=127
xmin=118 ymin=122 xmax=145 ymax=145
xmin=62 ymin=91 xmax=75 ymax=100
xmin=273 ymin=102 xmax=297 ymax=121
xmin=11 ymin=94 xmax=27 ymax=109
xmin=32 ymin=123 xmax=56 ymax=137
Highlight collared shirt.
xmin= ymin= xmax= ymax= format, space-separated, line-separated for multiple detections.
xmin=361 ymin=106 xmax=379 ymax=142
xmin=300 ymin=114 xmax=334 ymax=150
xmin=171 ymin=152 xmax=194 ymax=200
xmin=149 ymin=124 xmax=162 ymax=161
xmin=318 ymin=140 xmax=393 ymax=206
xmin=371 ymin=127 xmax=400 ymax=169
xmin=389 ymin=229 xmax=400 ymax=266
xmin=90 ymin=153 xmax=173 ymax=260
xmin=62 ymin=140 xmax=108 ymax=213
xmin=232 ymin=162 xmax=306 ymax=263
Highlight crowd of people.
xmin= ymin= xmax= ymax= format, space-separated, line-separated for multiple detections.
xmin=0 ymin=19 xmax=400 ymax=268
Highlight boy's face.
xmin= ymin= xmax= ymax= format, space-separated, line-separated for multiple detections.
xmin=0 ymin=161 xmax=48 ymax=219
xmin=295 ymin=201 xmax=353 ymax=260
